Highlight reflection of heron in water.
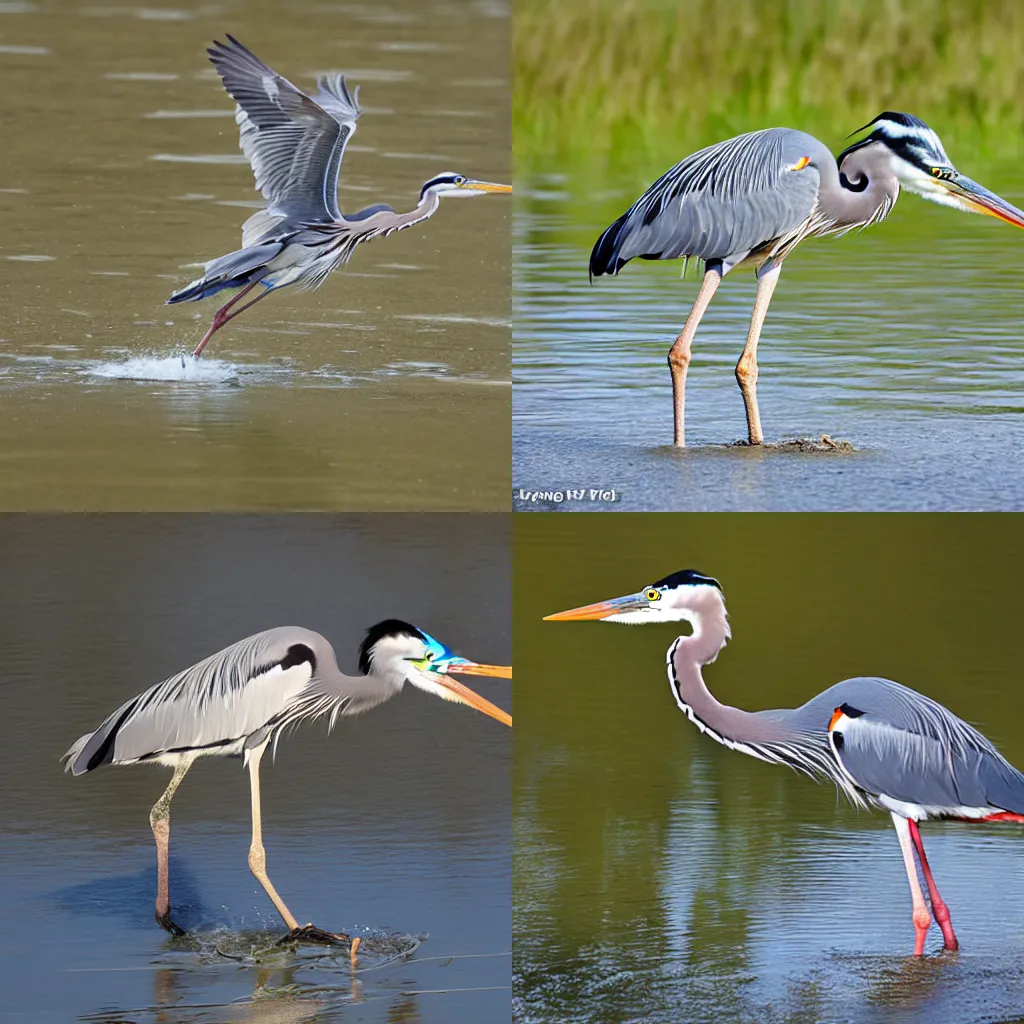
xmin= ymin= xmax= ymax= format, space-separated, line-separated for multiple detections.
xmin=547 ymin=569 xmax=1024 ymax=955
xmin=64 ymin=620 xmax=511 ymax=953
xmin=168 ymin=36 xmax=511 ymax=360
xmin=591 ymin=114 xmax=1024 ymax=446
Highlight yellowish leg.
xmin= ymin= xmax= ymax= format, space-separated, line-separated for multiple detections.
xmin=150 ymin=756 xmax=195 ymax=934
xmin=668 ymin=265 xmax=722 ymax=448
xmin=246 ymin=742 xmax=300 ymax=932
xmin=735 ymin=263 xmax=782 ymax=446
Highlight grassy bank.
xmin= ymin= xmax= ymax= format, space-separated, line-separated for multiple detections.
xmin=514 ymin=0 xmax=1024 ymax=181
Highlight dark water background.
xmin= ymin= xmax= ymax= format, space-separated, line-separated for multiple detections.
xmin=0 ymin=515 xmax=510 ymax=1023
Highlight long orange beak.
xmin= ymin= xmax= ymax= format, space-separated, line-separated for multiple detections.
xmin=447 ymin=661 xmax=513 ymax=679
xmin=462 ymin=179 xmax=512 ymax=194
xmin=544 ymin=593 xmax=646 ymax=621
xmin=943 ymin=174 xmax=1024 ymax=228
xmin=436 ymin=673 xmax=511 ymax=727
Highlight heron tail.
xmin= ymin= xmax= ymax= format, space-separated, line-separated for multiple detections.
xmin=589 ymin=211 xmax=633 ymax=279
xmin=166 ymin=242 xmax=282 ymax=304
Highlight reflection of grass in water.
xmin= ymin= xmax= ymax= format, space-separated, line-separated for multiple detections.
xmin=515 ymin=0 xmax=1024 ymax=181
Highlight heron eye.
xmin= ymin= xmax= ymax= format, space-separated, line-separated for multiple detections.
xmin=645 ymin=589 xmax=660 ymax=602
xmin=425 ymin=651 xmax=435 ymax=661
xmin=455 ymin=175 xmax=466 ymax=184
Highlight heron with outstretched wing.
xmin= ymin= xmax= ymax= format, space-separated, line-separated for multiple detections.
xmin=168 ymin=36 xmax=511 ymax=357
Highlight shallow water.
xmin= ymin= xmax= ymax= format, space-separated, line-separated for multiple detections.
xmin=513 ymin=171 xmax=1024 ymax=510
xmin=0 ymin=516 xmax=511 ymax=1023
xmin=0 ymin=0 xmax=510 ymax=510
xmin=514 ymin=514 xmax=1024 ymax=1023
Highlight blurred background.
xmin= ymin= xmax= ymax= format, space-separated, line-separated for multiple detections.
xmin=513 ymin=0 xmax=1024 ymax=510
xmin=0 ymin=514 xmax=510 ymax=1024
xmin=514 ymin=513 xmax=1024 ymax=1023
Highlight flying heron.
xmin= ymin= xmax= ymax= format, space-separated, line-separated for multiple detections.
xmin=63 ymin=620 xmax=512 ymax=951
xmin=590 ymin=113 xmax=1024 ymax=446
xmin=167 ymin=36 xmax=512 ymax=358
xmin=546 ymin=570 xmax=1024 ymax=955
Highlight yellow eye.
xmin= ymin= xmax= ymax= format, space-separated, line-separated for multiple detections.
xmin=645 ymin=589 xmax=660 ymax=602
xmin=932 ymin=167 xmax=941 ymax=177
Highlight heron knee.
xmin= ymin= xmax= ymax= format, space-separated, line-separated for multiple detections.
xmin=150 ymin=803 xmax=170 ymax=828
xmin=667 ymin=346 xmax=691 ymax=373
xmin=248 ymin=845 xmax=266 ymax=877
xmin=735 ymin=356 xmax=758 ymax=389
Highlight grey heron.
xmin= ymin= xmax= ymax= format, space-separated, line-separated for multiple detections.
xmin=63 ymin=620 xmax=512 ymax=948
xmin=546 ymin=570 xmax=1024 ymax=955
xmin=590 ymin=113 xmax=1024 ymax=446
xmin=167 ymin=36 xmax=512 ymax=358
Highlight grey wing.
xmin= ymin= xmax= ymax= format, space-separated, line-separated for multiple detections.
xmin=819 ymin=676 xmax=1024 ymax=815
xmin=208 ymin=36 xmax=360 ymax=230
xmin=62 ymin=626 xmax=332 ymax=775
xmin=590 ymin=128 xmax=829 ymax=276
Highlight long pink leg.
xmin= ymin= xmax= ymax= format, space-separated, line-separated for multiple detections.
xmin=191 ymin=282 xmax=275 ymax=358
xmin=891 ymin=812 xmax=932 ymax=955
xmin=908 ymin=819 xmax=958 ymax=950
xmin=149 ymin=757 xmax=194 ymax=934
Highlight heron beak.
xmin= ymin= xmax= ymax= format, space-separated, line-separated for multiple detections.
xmin=544 ymin=593 xmax=646 ymax=621
xmin=940 ymin=174 xmax=1024 ymax=228
xmin=434 ymin=673 xmax=512 ymax=727
xmin=460 ymin=179 xmax=512 ymax=194
xmin=443 ymin=657 xmax=513 ymax=679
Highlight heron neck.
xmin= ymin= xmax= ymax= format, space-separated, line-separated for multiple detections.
xmin=824 ymin=141 xmax=901 ymax=229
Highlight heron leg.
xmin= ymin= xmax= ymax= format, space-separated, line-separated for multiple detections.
xmin=668 ymin=264 xmax=722 ymax=448
xmin=191 ymin=283 xmax=274 ymax=358
xmin=908 ymin=819 xmax=958 ymax=951
xmin=150 ymin=757 xmax=195 ymax=935
xmin=246 ymin=741 xmax=301 ymax=931
xmin=891 ymin=812 xmax=932 ymax=955
xmin=246 ymin=742 xmax=352 ymax=948
xmin=735 ymin=263 xmax=782 ymax=445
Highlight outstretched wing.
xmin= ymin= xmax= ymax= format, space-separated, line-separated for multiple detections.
xmin=208 ymin=35 xmax=360 ymax=232
xmin=590 ymin=128 xmax=830 ymax=276
xmin=822 ymin=676 xmax=1024 ymax=815
xmin=62 ymin=627 xmax=331 ymax=773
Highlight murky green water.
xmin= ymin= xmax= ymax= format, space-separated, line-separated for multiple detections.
xmin=514 ymin=514 xmax=1024 ymax=1023
xmin=513 ymin=169 xmax=1024 ymax=511
xmin=0 ymin=0 xmax=509 ymax=510
xmin=0 ymin=515 xmax=510 ymax=1023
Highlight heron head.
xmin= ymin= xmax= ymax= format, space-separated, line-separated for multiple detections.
xmin=419 ymin=172 xmax=512 ymax=200
xmin=839 ymin=112 xmax=1024 ymax=228
xmin=358 ymin=619 xmax=511 ymax=726
xmin=544 ymin=569 xmax=725 ymax=625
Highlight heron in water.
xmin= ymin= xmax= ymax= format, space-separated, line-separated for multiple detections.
xmin=590 ymin=113 xmax=1024 ymax=447
xmin=64 ymin=620 xmax=511 ymax=950
xmin=168 ymin=36 xmax=512 ymax=358
xmin=546 ymin=570 xmax=1024 ymax=955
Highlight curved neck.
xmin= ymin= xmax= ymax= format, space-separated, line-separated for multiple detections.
xmin=820 ymin=141 xmax=900 ymax=229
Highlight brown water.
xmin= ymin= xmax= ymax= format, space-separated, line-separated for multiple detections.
xmin=0 ymin=515 xmax=511 ymax=1023
xmin=514 ymin=514 xmax=1024 ymax=1024
xmin=0 ymin=1 xmax=510 ymax=510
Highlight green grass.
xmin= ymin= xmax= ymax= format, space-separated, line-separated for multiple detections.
xmin=514 ymin=0 xmax=1024 ymax=183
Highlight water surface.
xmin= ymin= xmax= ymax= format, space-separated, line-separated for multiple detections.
xmin=0 ymin=515 xmax=511 ymax=1023
xmin=513 ymin=173 xmax=1024 ymax=510
xmin=0 ymin=0 xmax=510 ymax=510
xmin=514 ymin=514 xmax=1024 ymax=1023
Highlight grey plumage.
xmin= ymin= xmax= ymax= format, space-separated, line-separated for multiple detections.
xmin=165 ymin=35 xmax=511 ymax=358
xmin=62 ymin=619 xmax=511 ymax=940
xmin=588 ymin=112 xmax=1024 ymax=447
xmin=63 ymin=627 xmax=391 ymax=776
xmin=546 ymin=569 xmax=1024 ymax=954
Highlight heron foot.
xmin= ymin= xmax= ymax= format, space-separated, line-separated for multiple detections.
xmin=155 ymin=907 xmax=187 ymax=936
xmin=278 ymin=923 xmax=351 ymax=947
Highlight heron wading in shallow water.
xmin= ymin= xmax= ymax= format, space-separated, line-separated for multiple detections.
xmin=64 ymin=620 xmax=511 ymax=953
xmin=546 ymin=571 xmax=1024 ymax=955
xmin=590 ymin=113 xmax=1024 ymax=447
xmin=168 ymin=36 xmax=511 ymax=358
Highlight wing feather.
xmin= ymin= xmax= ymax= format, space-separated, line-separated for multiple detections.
xmin=208 ymin=36 xmax=360 ymax=229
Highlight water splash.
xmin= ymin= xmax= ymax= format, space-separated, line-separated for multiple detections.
xmin=87 ymin=354 xmax=240 ymax=383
